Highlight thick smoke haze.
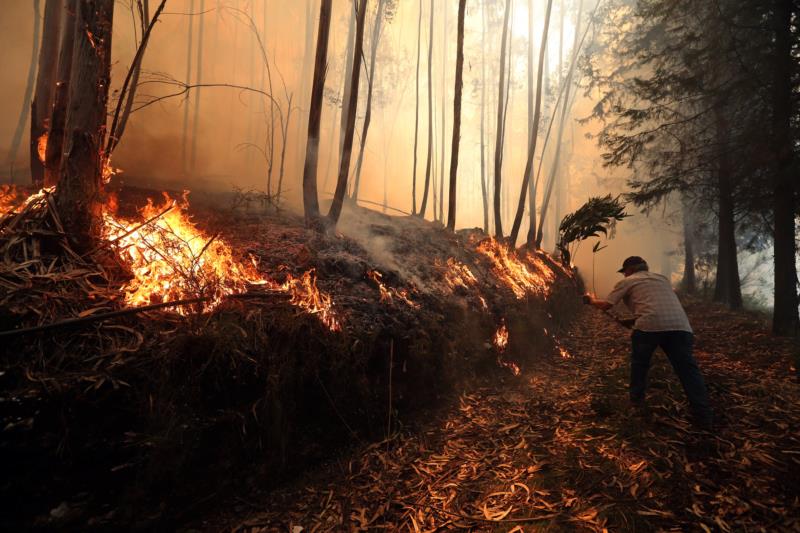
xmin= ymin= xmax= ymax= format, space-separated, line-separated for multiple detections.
xmin=0 ymin=0 xmax=704 ymax=297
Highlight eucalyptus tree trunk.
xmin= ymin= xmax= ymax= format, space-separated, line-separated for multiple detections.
xmin=7 ymin=0 xmax=42 ymax=180
xmin=536 ymin=0 xmax=583 ymax=249
xmin=419 ymin=0 xmax=435 ymax=219
xmin=509 ymin=0 xmax=553 ymax=247
xmin=352 ymin=0 xmax=388 ymax=202
xmin=30 ymin=0 xmax=62 ymax=186
xmin=492 ymin=0 xmax=512 ymax=238
xmin=181 ymin=0 xmax=195 ymax=174
xmin=340 ymin=4 xmax=356 ymax=162
xmin=446 ymin=0 xmax=466 ymax=231
xmin=479 ymin=0 xmax=488 ymax=233
xmin=44 ymin=0 xmax=77 ymax=188
xmin=190 ymin=0 xmax=205 ymax=171
xmin=412 ymin=0 xmax=422 ymax=215
xmin=438 ymin=0 xmax=448 ymax=223
xmin=301 ymin=0 xmax=332 ymax=227
xmin=770 ymin=0 xmax=799 ymax=336
xmin=328 ymin=0 xmax=367 ymax=225
xmin=55 ymin=0 xmax=114 ymax=245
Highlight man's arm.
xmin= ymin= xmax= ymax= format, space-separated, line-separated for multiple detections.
xmin=584 ymin=294 xmax=613 ymax=310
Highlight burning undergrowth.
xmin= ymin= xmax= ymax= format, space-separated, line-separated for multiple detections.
xmin=0 ymin=187 xmax=580 ymax=529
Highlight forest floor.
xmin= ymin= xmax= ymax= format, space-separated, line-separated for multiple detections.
xmin=197 ymin=300 xmax=800 ymax=532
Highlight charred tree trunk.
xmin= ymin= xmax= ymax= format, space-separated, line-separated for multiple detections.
xmin=7 ymin=0 xmax=42 ymax=180
xmin=770 ymin=0 xmax=799 ymax=336
xmin=438 ymin=0 xmax=448 ymax=223
xmin=327 ymin=0 xmax=367 ymax=225
xmin=352 ymin=0 xmax=387 ymax=202
xmin=55 ymin=0 xmax=115 ymax=244
xmin=712 ymin=105 xmax=743 ymax=309
xmin=493 ymin=0 xmax=512 ymax=238
xmin=446 ymin=0 xmax=466 ymax=231
xmin=412 ymin=0 xmax=422 ymax=215
xmin=301 ymin=0 xmax=332 ymax=227
xmin=44 ymin=0 xmax=77 ymax=188
xmin=479 ymin=0 xmax=488 ymax=233
xmin=510 ymin=0 xmax=553 ymax=247
xmin=339 ymin=4 xmax=356 ymax=166
xmin=419 ymin=0 xmax=435 ymax=219
xmin=30 ymin=0 xmax=62 ymax=187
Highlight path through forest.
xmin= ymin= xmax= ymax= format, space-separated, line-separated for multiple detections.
xmin=202 ymin=301 xmax=799 ymax=532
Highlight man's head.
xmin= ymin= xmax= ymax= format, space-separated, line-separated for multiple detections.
xmin=617 ymin=256 xmax=648 ymax=277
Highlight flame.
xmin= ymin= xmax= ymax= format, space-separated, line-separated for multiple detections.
xmin=281 ymin=269 xmax=341 ymax=331
xmin=37 ymin=133 xmax=48 ymax=164
xmin=477 ymin=238 xmax=552 ymax=299
xmin=102 ymin=191 xmax=266 ymax=313
xmin=493 ymin=323 xmax=509 ymax=351
xmin=439 ymin=257 xmax=478 ymax=291
xmin=0 ymin=185 xmax=23 ymax=214
xmin=367 ymin=269 xmax=420 ymax=308
xmin=102 ymin=155 xmax=120 ymax=184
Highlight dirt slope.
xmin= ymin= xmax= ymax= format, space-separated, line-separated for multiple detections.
xmin=207 ymin=300 xmax=800 ymax=532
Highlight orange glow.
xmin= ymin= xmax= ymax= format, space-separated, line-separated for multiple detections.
xmin=37 ymin=133 xmax=48 ymax=164
xmin=0 ymin=185 xmax=24 ymax=214
xmin=367 ymin=269 xmax=420 ymax=308
xmin=477 ymin=238 xmax=553 ymax=299
xmin=493 ymin=323 xmax=509 ymax=351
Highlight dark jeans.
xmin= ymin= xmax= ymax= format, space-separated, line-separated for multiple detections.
xmin=630 ymin=330 xmax=713 ymax=424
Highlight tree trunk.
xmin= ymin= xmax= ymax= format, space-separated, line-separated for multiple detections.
xmin=7 ymin=0 xmax=42 ymax=180
xmin=479 ymin=0 xmax=488 ymax=233
xmin=30 ymin=0 xmax=62 ymax=187
xmin=412 ymin=0 xmax=422 ymax=215
xmin=340 ymin=4 xmax=356 ymax=164
xmin=510 ymin=0 xmax=553 ymax=247
xmin=181 ymin=0 xmax=195 ymax=174
xmin=438 ymin=0 xmax=448 ymax=223
xmin=493 ymin=0 xmax=512 ymax=239
xmin=352 ymin=0 xmax=387 ymax=202
xmin=712 ymin=105 xmax=743 ymax=309
xmin=681 ymin=195 xmax=697 ymax=294
xmin=536 ymin=0 xmax=584 ymax=249
xmin=419 ymin=0 xmax=435 ymax=219
xmin=770 ymin=0 xmax=799 ymax=336
xmin=301 ymin=0 xmax=332 ymax=227
xmin=44 ymin=0 xmax=77 ymax=188
xmin=446 ymin=0 xmax=466 ymax=231
xmin=327 ymin=0 xmax=367 ymax=225
xmin=55 ymin=0 xmax=115 ymax=245
xmin=190 ymin=0 xmax=205 ymax=171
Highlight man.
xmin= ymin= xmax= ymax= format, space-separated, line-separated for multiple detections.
xmin=585 ymin=256 xmax=713 ymax=429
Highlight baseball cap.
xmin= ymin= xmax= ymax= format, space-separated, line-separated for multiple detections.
xmin=617 ymin=256 xmax=647 ymax=273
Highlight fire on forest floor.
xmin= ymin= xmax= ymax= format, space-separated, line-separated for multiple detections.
xmin=0 ymin=185 xmax=581 ymax=530
xmin=212 ymin=300 xmax=800 ymax=533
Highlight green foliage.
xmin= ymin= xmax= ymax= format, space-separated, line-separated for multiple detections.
xmin=557 ymin=195 xmax=629 ymax=264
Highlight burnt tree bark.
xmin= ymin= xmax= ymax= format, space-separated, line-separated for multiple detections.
xmin=7 ymin=0 xmax=42 ymax=179
xmin=328 ymin=0 xmax=367 ymax=225
xmin=30 ymin=0 xmax=63 ymax=187
xmin=419 ymin=0 xmax=435 ymax=219
xmin=301 ymin=0 xmax=332 ymax=227
xmin=509 ymin=0 xmax=553 ymax=247
xmin=446 ymin=0 xmax=466 ymax=231
xmin=55 ymin=0 xmax=115 ymax=244
xmin=770 ymin=0 xmax=799 ymax=336
xmin=492 ymin=0 xmax=512 ymax=238
xmin=44 ymin=0 xmax=77 ymax=188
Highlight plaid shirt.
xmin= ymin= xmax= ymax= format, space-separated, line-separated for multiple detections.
xmin=606 ymin=271 xmax=692 ymax=333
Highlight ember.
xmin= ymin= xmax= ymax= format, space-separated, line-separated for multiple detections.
xmin=37 ymin=133 xmax=48 ymax=164
xmin=281 ymin=269 xmax=341 ymax=331
xmin=439 ymin=257 xmax=478 ymax=291
xmin=367 ymin=269 xmax=420 ymax=308
xmin=493 ymin=322 xmax=520 ymax=376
